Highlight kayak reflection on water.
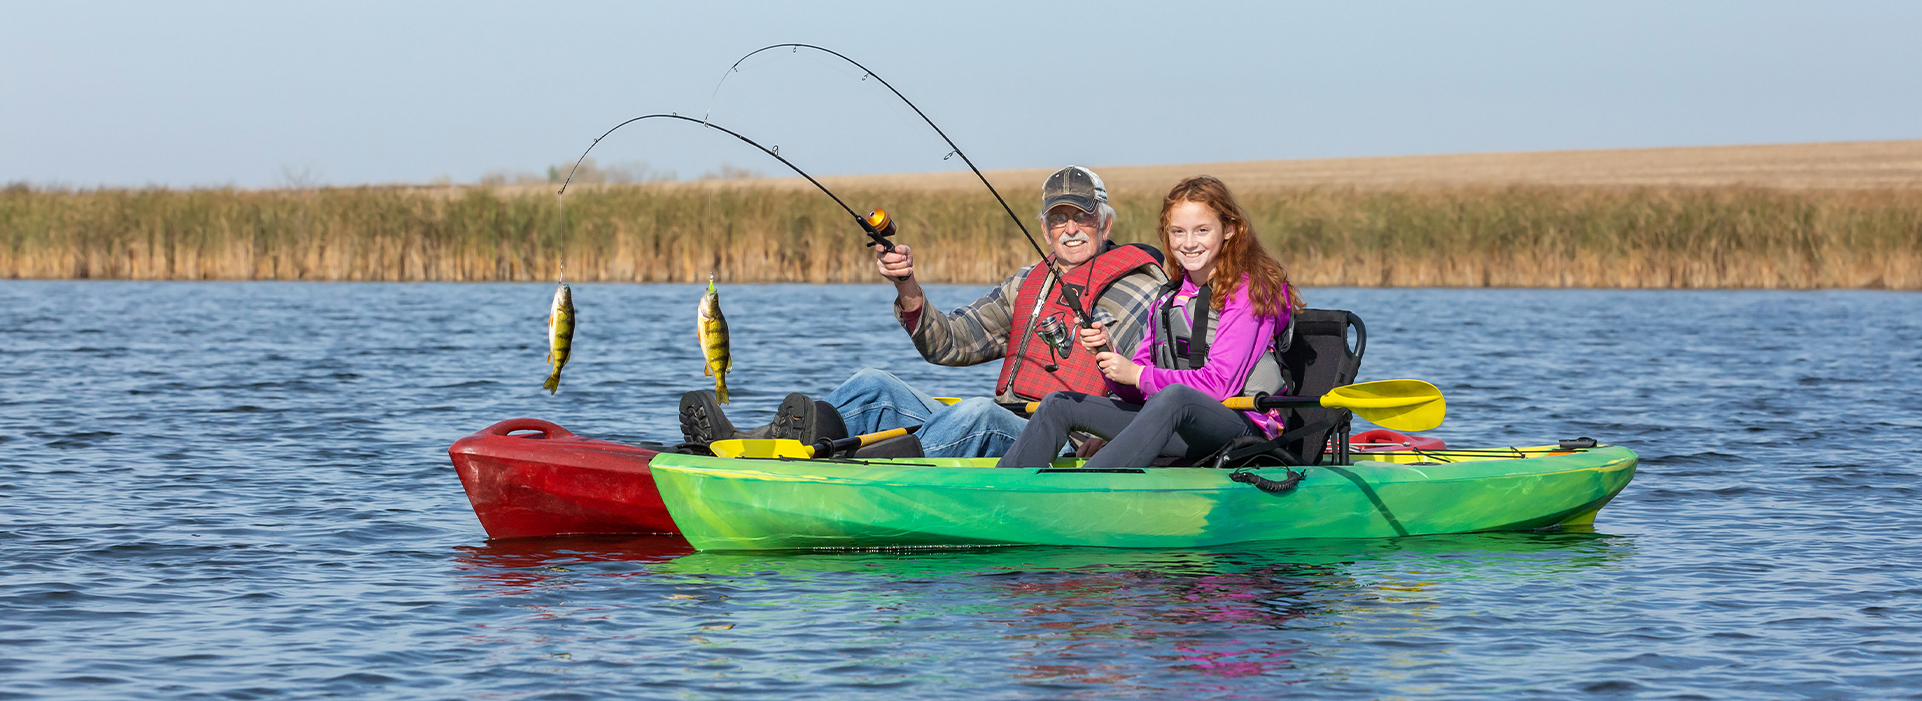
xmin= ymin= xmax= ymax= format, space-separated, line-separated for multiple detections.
xmin=448 ymin=532 xmax=1632 ymax=683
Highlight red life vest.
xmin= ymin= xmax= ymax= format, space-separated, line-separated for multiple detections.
xmin=995 ymin=244 xmax=1162 ymax=401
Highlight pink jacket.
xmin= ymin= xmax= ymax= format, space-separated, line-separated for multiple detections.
xmin=1109 ymin=276 xmax=1291 ymax=437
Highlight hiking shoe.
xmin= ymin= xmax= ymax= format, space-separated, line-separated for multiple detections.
xmin=679 ymin=390 xmax=778 ymax=445
xmin=772 ymin=393 xmax=849 ymax=444
xmin=679 ymin=390 xmax=739 ymax=445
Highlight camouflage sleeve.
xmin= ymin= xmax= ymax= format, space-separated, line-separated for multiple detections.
xmin=1094 ymin=265 xmax=1170 ymax=359
xmin=893 ymin=266 xmax=1033 ymax=367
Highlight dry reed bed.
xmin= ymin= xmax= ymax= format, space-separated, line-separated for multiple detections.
xmin=2 ymin=184 xmax=1917 ymax=288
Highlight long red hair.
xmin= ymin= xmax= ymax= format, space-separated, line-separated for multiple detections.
xmin=1157 ymin=176 xmax=1303 ymax=316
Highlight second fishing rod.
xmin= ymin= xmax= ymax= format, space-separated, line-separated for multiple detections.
xmin=557 ymin=113 xmax=908 ymax=279
xmin=708 ymin=44 xmax=1119 ymax=353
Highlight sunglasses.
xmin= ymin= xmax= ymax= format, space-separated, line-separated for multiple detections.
xmin=1045 ymin=211 xmax=1100 ymax=229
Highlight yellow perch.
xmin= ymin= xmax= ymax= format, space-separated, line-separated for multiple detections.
xmin=542 ymin=281 xmax=575 ymax=394
xmin=698 ymin=276 xmax=732 ymax=403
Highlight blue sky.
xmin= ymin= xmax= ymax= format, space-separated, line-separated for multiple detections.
xmin=3 ymin=1 xmax=1917 ymax=188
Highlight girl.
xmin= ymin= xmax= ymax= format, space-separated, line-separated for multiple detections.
xmin=997 ymin=176 xmax=1304 ymax=468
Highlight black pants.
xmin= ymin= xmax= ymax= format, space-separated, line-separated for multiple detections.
xmin=997 ymin=384 xmax=1260 ymax=468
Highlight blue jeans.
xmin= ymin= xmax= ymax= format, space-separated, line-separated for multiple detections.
xmin=996 ymin=385 xmax=1259 ymax=468
xmin=823 ymin=368 xmax=1027 ymax=458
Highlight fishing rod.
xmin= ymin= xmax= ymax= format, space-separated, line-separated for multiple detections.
xmin=706 ymin=44 xmax=1107 ymax=336
xmin=556 ymin=113 xmax=905 ymax=265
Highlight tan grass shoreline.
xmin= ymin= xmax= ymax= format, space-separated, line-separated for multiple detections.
xmin=5 ymin=141 xmax=1920 ymax=288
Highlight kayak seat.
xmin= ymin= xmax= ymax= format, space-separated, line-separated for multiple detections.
xmin=1211 ymin=309 xmax=1367 ymax=468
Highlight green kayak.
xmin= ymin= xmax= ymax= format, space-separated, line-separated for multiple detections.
xmin=648 ymin=444 xmax=1638 ymax=551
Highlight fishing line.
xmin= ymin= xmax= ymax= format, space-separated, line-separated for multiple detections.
xmin=554 ymin=193 xmax=566 ymax=283
xmin=555 ymin=113 xmax=899 ymax=252
xmin=706 ymin=44 xmax=1107 ymax=331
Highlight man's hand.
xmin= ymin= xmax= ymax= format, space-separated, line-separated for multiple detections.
xmin=1077 ymin=321 xmax=1111 ymax=352
xmin=1095 ymin=351 xmax=1143 ymax=386
xmin=877 ymin=243 xmax=915 ymax=280
xmin=876 ymin=243 xmax=925 ymax=313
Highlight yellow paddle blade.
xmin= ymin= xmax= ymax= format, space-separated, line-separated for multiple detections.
xmin=708 ymin=438 xmax=814 ymax=459
xmin=932 ymin=397 xmax=964 ymax=405
xmin=1324 ymin=379 xmax=1445 ymax=431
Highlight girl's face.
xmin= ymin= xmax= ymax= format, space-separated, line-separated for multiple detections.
xmin=1165 ymin=200 xmax=1233 ymax=281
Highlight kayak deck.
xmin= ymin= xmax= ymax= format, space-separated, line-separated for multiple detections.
xmin=648 ymin=444 xmax=1638 ymax=551
xmin=450 ymin=418 xmax=677 ymax=539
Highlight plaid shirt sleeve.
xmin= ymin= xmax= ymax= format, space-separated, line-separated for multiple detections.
xmin=894 ymin=265 xmax=1034 ymax=367
xmin=1094 ymin=264 xmax=1170 ymax=359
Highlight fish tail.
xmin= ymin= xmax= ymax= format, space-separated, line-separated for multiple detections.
xmin=543 ymin=371 xmax=560 ymax=394
xmin=715 ymin=375 xmax=728 ymax=404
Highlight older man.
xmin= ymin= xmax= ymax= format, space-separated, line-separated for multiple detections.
xmin=682 ymin=166 xmax=1167 ymax=458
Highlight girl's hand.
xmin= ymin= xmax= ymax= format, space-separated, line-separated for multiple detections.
xmin=1095 ymin=351 xmax=1143 ymax=386
xmin=1078 ymin=321 xmax=1111 ymax=352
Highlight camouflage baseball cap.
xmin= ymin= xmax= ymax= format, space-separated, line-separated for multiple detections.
xmin=1042 ymin=166 xmax=1108 ymax=213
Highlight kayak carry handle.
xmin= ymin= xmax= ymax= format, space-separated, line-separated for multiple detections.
xmin=1230 ymin=468 xmax=1305 ymax=494
xmin=480 ymin=418 xmax=576 ymax=440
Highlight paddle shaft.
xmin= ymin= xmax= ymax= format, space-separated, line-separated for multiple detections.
xmin=1014 ymin=379 xmax=1444 ymax=432
xmin=1021 ymin=395 xmax=1318 ymax=414
xmin=809 ymin=425 xmax=918 ymax=458
xmin=1225 ymin=395 xmax=1323 ymax=411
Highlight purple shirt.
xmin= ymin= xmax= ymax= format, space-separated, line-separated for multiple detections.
xmin=1109 ymin=276 xmax=1291 ymax=437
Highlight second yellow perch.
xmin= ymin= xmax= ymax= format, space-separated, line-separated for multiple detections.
xmin=697 ymin=276 xmax=732 ymax=403
xmin=542 ymin=281 xmax=575 ymax=394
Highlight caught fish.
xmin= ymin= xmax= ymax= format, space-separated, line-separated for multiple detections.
xmin=542 ymin=281 xmax=575 ymax=394
xmin=697 ymin=276 xmax=732 ymax=403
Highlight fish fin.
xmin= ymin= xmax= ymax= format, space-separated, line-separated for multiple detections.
xmin=704 ymin=364 xmax=714 ymax=377
xmin=543 ymin=372 xmax=560 ymax=394
xmin=715 ymin=378 xmax=728 ymax=404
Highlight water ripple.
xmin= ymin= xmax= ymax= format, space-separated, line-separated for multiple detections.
xmin=2 ymin=282 xmax=1919 ymax=699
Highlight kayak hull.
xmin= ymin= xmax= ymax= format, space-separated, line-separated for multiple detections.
xmin=449 ymin=419 xmax=677 ymax=539
xmin=648 ymin=445 xmax=1637 ymax=551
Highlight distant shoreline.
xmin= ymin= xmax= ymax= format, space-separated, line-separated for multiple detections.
xmin=4 ymin=141 xmax=1919 ymax=289
xmin=457 ymin=138 xmax=1922 ymax=196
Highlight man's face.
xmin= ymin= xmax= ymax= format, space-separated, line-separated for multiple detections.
xmin=1046 ymin=204 xmax=1109 ymax=267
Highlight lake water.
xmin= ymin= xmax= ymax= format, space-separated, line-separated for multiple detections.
xmin=3 ymin=281 xmax=1919 ymax=699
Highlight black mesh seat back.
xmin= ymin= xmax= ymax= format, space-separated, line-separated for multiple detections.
xmin=1275 ymin=310 xmax=1365 ymax=465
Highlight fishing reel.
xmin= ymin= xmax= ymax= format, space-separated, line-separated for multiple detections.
xmin=864 ymin=207 xmax=897 ymax=241
xmin=864 ymin=208 xmax=909 ymax=282
xmin=1036 ymin=308 xmax=1116 ymax=372
xmin=1034 ymin=316 xmax=1074 ymax=372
